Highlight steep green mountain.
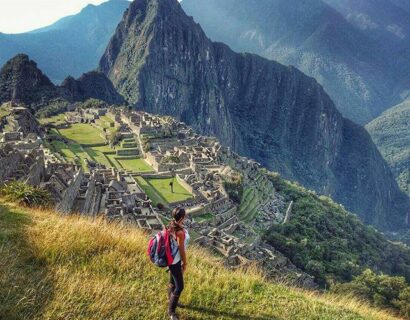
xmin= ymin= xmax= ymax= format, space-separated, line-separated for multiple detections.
xmin=99 ymin=0 xmax=409 ymax=231
xmin=180 ymin=0 xmax=407 ymax=124
xmin=0 ymin=54 xmax=124 ymax=110
xmin=366 ymin=100 xmax=410 ymax=196
xmin=0 ymin=0 xmax=130 ymax=83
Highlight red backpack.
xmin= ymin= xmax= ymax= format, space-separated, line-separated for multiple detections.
xmin=147 ymin=229 xmax=178 ymax=268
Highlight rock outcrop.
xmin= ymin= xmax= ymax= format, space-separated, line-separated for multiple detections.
xmin=99 ymin=0 xmax=410 ymax=231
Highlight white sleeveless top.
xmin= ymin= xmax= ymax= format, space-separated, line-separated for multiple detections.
xmin=172 ymin=229 xmax=190 ymax=265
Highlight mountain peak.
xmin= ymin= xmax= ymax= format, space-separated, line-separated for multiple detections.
xmin=0 ymin=54 xmax=57 ymax=106
xmin=99 ymin=0 xmax=409 ymax=230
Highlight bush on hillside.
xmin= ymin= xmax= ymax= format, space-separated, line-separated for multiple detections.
xmin=161 ymin=155 xmax=180 ymax=164
xmin=331 ymin=269 xmax=410 ymax=318
xmin=0 ymin=181 xmax=52 ymax=208
xmin=108 ymin=128 xmax=121 ymax=146
xmin=35 ymin=99 xmax=70 ymax=118
xmin=223 ymin=177 xmax=243 ymax=205
xmin=75 ymin=98 xmax=108 ymax=109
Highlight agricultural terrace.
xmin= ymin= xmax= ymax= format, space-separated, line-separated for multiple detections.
xmin=136 ymin=177 xmax=193 ymax=205
xmin=56 ymin=123 xmax=106 ymax=145
xmin=46 ymin=120 xmax=154 ymax=174
xmin=116 ymin=158 xmax=153 ymax=172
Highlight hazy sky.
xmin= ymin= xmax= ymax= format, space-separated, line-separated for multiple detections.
xmin=0 ymin=0 xmax=110 ymax=34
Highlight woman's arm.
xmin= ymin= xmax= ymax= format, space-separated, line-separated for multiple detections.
xmin=176 ymin=230 xmax=187 ymax=272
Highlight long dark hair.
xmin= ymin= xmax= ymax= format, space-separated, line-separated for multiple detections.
xmin=168 ymin=207 xmax=186 ymax=234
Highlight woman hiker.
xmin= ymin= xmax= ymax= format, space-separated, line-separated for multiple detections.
xmin=168 ymin=207 xmax=190 ymax=320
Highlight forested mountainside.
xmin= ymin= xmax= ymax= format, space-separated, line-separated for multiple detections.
xmin=0 ymin=0 xmax=130 ymax=83
xmin=366 ymin=100 xmax=410 ymax=197
xmin=181 ymin=0 xmax=409 ymax=124
xmin=99 ymin=0 xmax=409 ymax=231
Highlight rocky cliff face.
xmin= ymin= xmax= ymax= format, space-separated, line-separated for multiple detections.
xmin=0 ymin=54 xmax=124 ymax=109
xmin=181 ymin=0 xmax=406 ymax=124
xmin=99 ymin=0 xmax=409 ymax=231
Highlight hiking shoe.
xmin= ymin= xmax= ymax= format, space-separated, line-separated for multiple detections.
xmin=169 ymin=313 xmax=179 ymax=320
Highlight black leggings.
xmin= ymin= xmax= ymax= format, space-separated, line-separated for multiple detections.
xmin=169 ymin=261 xmax=184 ymax=296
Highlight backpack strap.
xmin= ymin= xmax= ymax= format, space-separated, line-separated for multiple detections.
xmin=163 ymin=229 xmax=174 ymax=265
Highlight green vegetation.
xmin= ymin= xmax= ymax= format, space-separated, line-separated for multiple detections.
xmin=97 ymin=115 xmax=117 ymax=133
xmin=147 ymin=177 xmax=193 ymax=203
xmin=0 ymin=103 xmax=11 ymax=118
xmin=75 ymin=98 xmax=108 ymax=110
xmin=264 ymin=175 xmax=410 ymax=288
xmin=51 ymin=140 xmax=91 ymax=171
xmin=161 ymin=155 xmax=180 ymax=164
xmin=331 ymin=270 xmax=410 ymax=318
xmin=57 ymin=123 xmax=106 ymax=145
xmin=366 ymin=100 xmax=410 ymax=195
xmin=135 ymin=176 xmax=165 ymax=206
xmin=108 ymin=128 xmax=121 ymax=146
xmin=136 ymin=176 xmax=166 ymax=206
xmin=39 ymin=113 xmax=67 ymax=126
xmin=0 ymin=203 xmax=399 ymax=320
xmin=84 ymin=146 xmax=112 ymax=168
xmin=35 ymin=99 xmax=69 ymax=118
xmin=194 ymin=213 xmax=215 ymax=223
xmin=141 ymin=135 xmax=151 ymax=152
xmin=237 ymin=170 xmax=275 ymax=223
xmin=0 ymin=182 xmax=52 ymax=208
xmin=116 ymin=158 xmax=154 ymax=172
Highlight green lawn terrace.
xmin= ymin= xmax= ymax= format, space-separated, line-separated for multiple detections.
xmin=45 ymin=118 xmax=154 ymax=174
xmin=135 ymin=176 xmax=193 ymax=206
xmin=95 ymin=115 xmax=117 ymax=133
xmin=57 ymin=123 xmax=106 ymax=145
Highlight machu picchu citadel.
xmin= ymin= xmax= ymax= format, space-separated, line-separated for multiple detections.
xmin=0 ymin=100 xmax=317 ymax=287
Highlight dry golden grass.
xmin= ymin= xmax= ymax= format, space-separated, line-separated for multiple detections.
xmin=0 ymin=202 xmax=403 ymax=320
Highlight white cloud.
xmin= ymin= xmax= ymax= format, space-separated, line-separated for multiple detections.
xmin=0 ymin=0 xmax=110 ymax=34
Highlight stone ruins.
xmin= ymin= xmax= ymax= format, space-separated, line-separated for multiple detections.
xmin=0 ymin=103 xmax=315 ymax=288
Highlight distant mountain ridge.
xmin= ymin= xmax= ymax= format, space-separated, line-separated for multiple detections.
xmin=0 ymin=54 xmax=124 ymax=109
xmin=0 ymin=0 xmax=130 ymax=83
xmin=99 ymin=0 xmax=409 ymax=231
xmin=181 ymin=0 xmax=409 ymax=124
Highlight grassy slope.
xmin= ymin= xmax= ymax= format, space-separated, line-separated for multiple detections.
xmin=58 ymin=123 xmax=106 ymax=145
xmin=0 ymin=203 xmax=399 ymax=320
xmin=116 ymin=158 xmax=154 ymax=172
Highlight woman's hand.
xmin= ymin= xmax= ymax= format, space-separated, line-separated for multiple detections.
xmin=182 ymin=263 xmax=187 ymax=273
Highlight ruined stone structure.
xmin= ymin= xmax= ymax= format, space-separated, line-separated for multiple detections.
xmin=0 ymin=106 xmax=319 ymax=286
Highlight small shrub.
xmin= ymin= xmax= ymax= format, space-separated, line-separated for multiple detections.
xmin=161 ymin=155 xmax=180 ymax=164
xmin=331 ymin=269 xmax=410 ymax=317
xmin=0 ymin=181 xmax=52 ymax=208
